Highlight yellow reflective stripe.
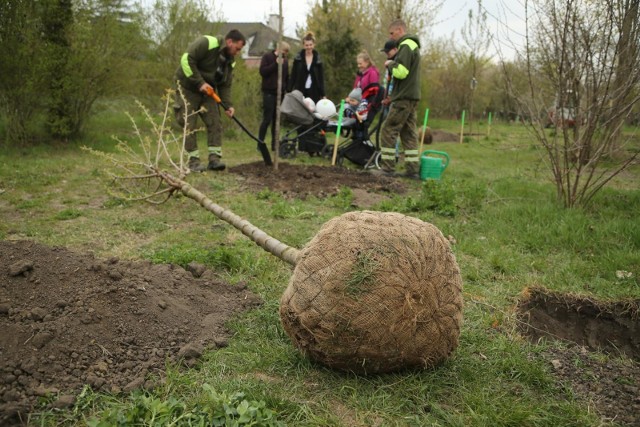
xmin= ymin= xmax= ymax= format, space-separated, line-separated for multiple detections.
xmin=400 ymin=39 xmax=418 ymax=51
xmin=181 ymin=53 xmax=193 ymax=77
xmin=204 ymin=35 xmax=219 ymax=50
xmin=231 ymin=61 xmax=236 ymax=68
xmin=392 ymin=39 xmax=417 ymax=80
xmin=392 ymin=63 xmax=409 ymax=79
xmin=381 ymin=154 xmax=395 ymax=161
xmin=208 ymin=146 xmax=222 ymax=156
xmin=188 ymin=150 xmax=200 ymax=158
xmin=381 ymin=147 xmax=396 ymax=154
xmin=406 ymin=149 xmax=420 ymax=162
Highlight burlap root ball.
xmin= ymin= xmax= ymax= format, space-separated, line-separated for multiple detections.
xmin=279 ymin=210 xmax=463 ymax=374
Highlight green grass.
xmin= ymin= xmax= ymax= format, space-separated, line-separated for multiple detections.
xmin=1 ymin=100 xmax=639 ymax=426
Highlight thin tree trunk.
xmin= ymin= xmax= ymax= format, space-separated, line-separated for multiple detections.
xmin=160 ymin=171 xmax=299 ymax=266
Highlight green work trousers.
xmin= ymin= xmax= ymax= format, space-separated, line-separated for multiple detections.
xmin=174 ymin=84 xmax=223 ymax=158
xmin=379 ymin=99 xmax=420 ymax=175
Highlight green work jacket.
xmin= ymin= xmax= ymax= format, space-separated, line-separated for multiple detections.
xmin=387 ymin=34 xmax=421 ymax=102
xmin=175 ymin=35 xmax=236 ymax=107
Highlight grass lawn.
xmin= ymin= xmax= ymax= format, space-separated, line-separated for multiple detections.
xmin=1 ymin=101 xmax=638 ymax=426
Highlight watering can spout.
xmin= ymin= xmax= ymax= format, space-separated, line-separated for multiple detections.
xmin=420 ymin=150 xmax=450 ymax=180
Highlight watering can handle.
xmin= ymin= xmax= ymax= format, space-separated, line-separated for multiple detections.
xmin=421 ymin=150 xmax=450 ymax=170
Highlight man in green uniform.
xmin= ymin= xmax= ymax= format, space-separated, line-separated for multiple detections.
xmin=174 ymin=29 xmax=246 ymax=172
xmin=377 ymin=19 xmax=421 ymax=178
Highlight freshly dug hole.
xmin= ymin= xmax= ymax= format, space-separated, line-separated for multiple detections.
xmin=517 ymin=287 xmax=640 ymax=360
xmin=279 ymin=211 xmax=463 ymax=374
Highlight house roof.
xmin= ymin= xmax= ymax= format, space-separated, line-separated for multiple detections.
xmin=219 ymin=22 xmax=299 ymax=57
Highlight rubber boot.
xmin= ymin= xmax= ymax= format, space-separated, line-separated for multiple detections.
xmin=404 ymin=163 xmax=419 ymax=180
xmin=207 ymin=154 xmax=226 ymax=171
xmin=188 ymin=157 xmax=206 ymax=172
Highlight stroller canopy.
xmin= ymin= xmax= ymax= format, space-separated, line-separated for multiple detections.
xmin=281 ymin=90 xmax=315 ymax=126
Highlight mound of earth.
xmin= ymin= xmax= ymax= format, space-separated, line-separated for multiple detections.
xmin=431 ymin=130 xmax=459 ymax=143
xmin=228 ymin=161 xmax=407 ymax=199
xmin=0 ymin=240 xmax=262 ymax=426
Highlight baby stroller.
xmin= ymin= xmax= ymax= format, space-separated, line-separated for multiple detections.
xmin=327 ymin=82 xmax=385 ymax=169
xmin=278 ymin=90 xmax=329 ymax=158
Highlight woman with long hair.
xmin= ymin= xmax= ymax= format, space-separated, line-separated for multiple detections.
xmin=288 ymin=32 xmax=325 ymax=102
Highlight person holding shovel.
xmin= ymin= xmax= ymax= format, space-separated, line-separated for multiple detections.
xmin=174 ymin=29 xmax=246 ymax=172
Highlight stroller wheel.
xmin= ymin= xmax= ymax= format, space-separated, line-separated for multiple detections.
xmin=364 ymin=151 xmax=381 ymax=170
xmin=279 ymin=141 xmax=297 ymax=159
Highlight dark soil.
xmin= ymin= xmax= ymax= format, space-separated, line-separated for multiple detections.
xmin=518 ymin=287 xmax=640 ymax=425
xmin=227 ymin=161 xmax=407 ymax=201
xmin=0 ymin=240 xmax=262 ymax=426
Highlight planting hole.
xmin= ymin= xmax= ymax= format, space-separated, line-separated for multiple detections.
xmin=517 ymin=287 xmax=640 ymax=360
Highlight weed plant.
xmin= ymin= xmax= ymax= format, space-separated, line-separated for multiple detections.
xmin=1 ymin=103 xmax=638 ymax=426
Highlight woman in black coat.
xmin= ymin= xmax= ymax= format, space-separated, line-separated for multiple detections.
xmin=288 ymin=32 xmax=325 ymax=103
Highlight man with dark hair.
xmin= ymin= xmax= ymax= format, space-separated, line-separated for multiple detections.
xmin=375 ymin=19 xmax=421 ymax=179
xmin=174 ymin=30 xmax=246 ymax=172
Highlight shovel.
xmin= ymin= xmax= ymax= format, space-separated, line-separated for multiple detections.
xmin=204 ymin=86 xmax=273 ymax=166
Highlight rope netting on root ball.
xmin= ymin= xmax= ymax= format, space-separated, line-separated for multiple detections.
xmin=280 ymin=211 xmax=463 ymax=374
xmin=89 ymin=92 xmax=464 ymax=375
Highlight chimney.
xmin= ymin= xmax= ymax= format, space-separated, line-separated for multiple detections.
xmin=268 ymin=14 xmax=282 ymax=32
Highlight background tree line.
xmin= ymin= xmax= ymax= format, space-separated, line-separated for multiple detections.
xmin=0 ymin=0 xmax=550 ymax=144
xmin=1 ymin=0 xmax=638 ymax=208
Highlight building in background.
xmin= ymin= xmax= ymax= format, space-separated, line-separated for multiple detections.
xmin=221 ymin=15 xmax=299 ymax=67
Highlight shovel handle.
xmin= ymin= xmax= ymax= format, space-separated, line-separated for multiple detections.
xmin=204 ymin=86 xmax=223 ymax=106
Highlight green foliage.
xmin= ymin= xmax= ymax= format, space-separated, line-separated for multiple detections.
xmin=327 ymin=186 xmax=353 ymax=210
xmin=271 ymin=199 xmax=315 ymax=220
xmin=229 ymin=60 xmax=262 ymax=131
xmin=377 ymin=178 xmax=486 ymax=217
xmin=0 ymin=0 xmax=48 ymax=144
xmin=80 ymin=385 xmax=282 ymax=427
xmin=305 ymin=2 xmax=361 ymax=100
xmin=0 ymin=0 xmax=152 ymax=143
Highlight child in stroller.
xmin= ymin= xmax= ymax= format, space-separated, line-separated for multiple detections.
xmin=327 ymin=82 xmax=384 ymax=168
xmin=278 ymin=85 xmax=383 ymax=168
xmin=278 ymin=90 xmax=333 ymax=158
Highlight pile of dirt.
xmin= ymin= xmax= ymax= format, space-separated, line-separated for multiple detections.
xmin=0 ymin=240 xmax=262 ymax=426
xmin=228 ymin=161 xmax=407 ymax=199
xmin=431 ymin=130 xmax=460 ymax=143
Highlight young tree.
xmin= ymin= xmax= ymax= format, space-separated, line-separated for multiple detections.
xmin=508 ymin=0 xmax=640 ymax=207
xmin=460 ymin=0 xmax=492 ymax=133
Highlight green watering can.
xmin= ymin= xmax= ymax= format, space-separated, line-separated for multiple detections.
xmin=420 ymin=150 xmax=450 ymax=180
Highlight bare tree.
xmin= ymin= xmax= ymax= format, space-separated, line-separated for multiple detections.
xmin=508 ymin=0 xmax=640 ymax=207
xmin=460 ymin=0 xmax=492 ymax=134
